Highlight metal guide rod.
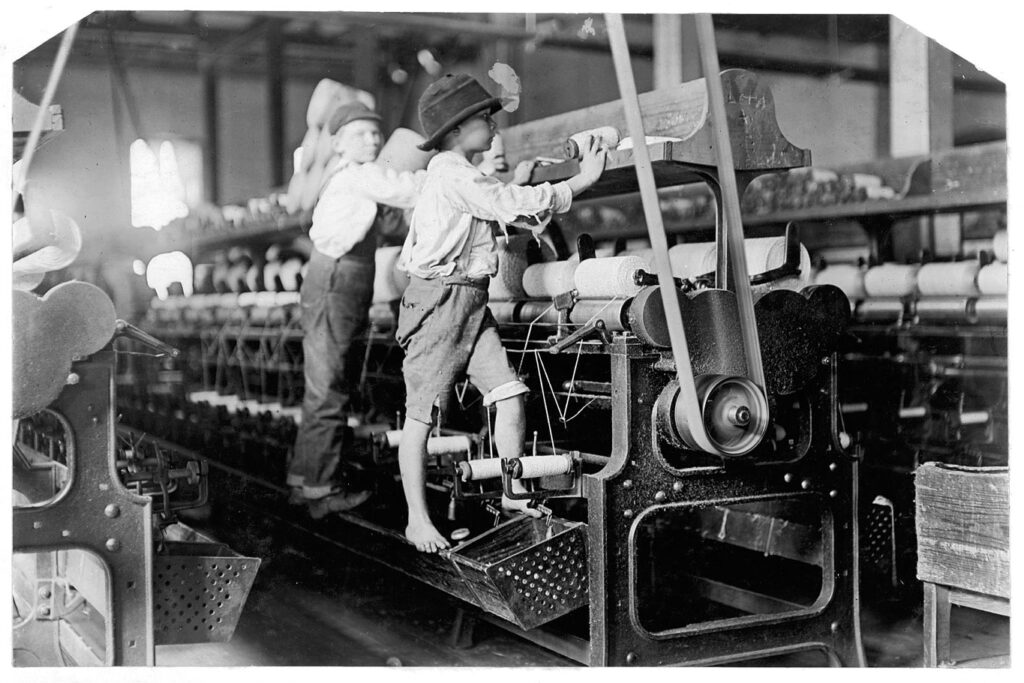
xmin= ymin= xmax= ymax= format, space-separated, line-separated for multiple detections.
xmin=694 ymin=13 xmax=767 ymax=391
xmin=604 ymin=13 xmax=718 ymax=455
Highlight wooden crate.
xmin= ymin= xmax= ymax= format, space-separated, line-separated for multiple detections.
xmin=914 ymin=462 xmax=1009 ymax=599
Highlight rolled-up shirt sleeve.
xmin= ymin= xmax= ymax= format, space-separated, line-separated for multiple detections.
xmin=446 ymin=173 xmax=573 ymax=234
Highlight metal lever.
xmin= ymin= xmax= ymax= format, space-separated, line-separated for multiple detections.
xmin=115 ymin=319 xmax=180 ymax=358
xmin=691 ymin=223 xmax=802 ymax=287
xmin=548 ymin=319 xmax=607 ymax=354
xmin=750 ymin=223 xmax=802 ymax=285
xmin=633 ymin=269 xmax=693 ymax=292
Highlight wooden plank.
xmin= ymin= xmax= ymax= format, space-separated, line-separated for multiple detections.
xmin=922 ymin=581 xmax=951 ymax=667
xmin=949 ymin=588 xmax=1011 ymax=617
xmin=915 ymin=463 xmax=1009 ymax=598
xmin=500 ymin=69 xmax=810 ymax=173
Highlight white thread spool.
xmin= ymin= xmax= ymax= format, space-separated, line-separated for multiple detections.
xmin=977 ymin=262 xmax=1008 ymax=296
xmin=565 ymin=126 xmax=621 ymax=159
xmin=813 ymin=264 xmax=867 ymax=300
xmin=668 ymin=236 xmax=811 ymax=290
xmin=488 ymin=301 xmax=520 ymax=324
xmin=992 ymin=230 xmax=1009 ymax=262
xmin=381 ymin=430 xmax=471 ymax=456
xmin=619 ymin=248 xmax=655 ymax=270
xmin=424 ymin=435 xmax=473 ymax=456
xmin=227 ymin=263 xmax=250 ymax=293
xmin=373 ymin=246 xmax=406 ymax=303
xmin=522 ymin=261 xmax=578 ymax=298
xmin=518 ymin=455 xmax=572 ymax=478
xmin=245 ymin=263 xmax=262 ymax=293
xmin=850 ymin=173 xmax=883 ymax=188
xmin=279 ymin=258 xmax=305 ymax=292
xmin=459 ymin=455 xmax=571 ymax=481
xmin=573 ymin=255 xmax=646 ymax=299
xmin=863 ymin=264 xmax=920 ymax=298
xmin=383 ymin=430 xmax=403 ymax=448
xmin=298 ymin=127 xmax=319 ymax=172
xmin=488 ymin=235 xmax=533 ymax=301
xmin=668 ymin=242 xmax=715 ymax=279
xmin=916 ymin=262 xmax=980 ymax=297
xmin=263 ymin=260 xmax=281 ymax=292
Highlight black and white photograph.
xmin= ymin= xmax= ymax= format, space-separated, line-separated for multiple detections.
xmin=4 ymin=0 xmax=1015 ymax=672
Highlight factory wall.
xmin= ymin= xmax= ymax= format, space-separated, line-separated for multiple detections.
xmin=16 ymin=48 xmax=1005 ymax=266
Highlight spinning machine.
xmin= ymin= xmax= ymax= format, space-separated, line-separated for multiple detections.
xmin=122 ymin=17 xmax=867 ymax=667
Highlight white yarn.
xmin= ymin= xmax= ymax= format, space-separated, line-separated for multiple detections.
xmin=522 ymin=261 xmax=578 ymax=298
xmin=863 ymin=264 xmax=920 ymax=297
xmin=813 ymin=264 xmax=867 ymax=300
xmin=619 ymin=248 xmax=655 ymax=270
xmin=977 ymin=262 xmax=1008 ymax=296
xmin=488 ymin=235 xmax=534 ymax=301
xmin=992 ymin=230 xmax=1009 ymax=262
xmin=488 ymin=301 xmax=520 ymax=324
xmin=573 ymin=255 xmax=647 ymax=299
xmin=669 ymin=236 xmax=811 ymax=291
xmin=279 ymin=258 xmax=304 ymax=292
xmin=263 ymin=260 xmax=282 ymax=292
xmin=917 ymin=262 xmax=980 ymax=297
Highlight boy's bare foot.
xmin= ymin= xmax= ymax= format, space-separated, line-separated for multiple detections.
xmin=406 ymin=520 xmax=450 ymax=553
xmin=501 ymin=494 xmax=543 ymax=518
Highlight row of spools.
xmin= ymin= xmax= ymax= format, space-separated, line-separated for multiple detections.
xmin=149 ymin=229 xmax=1007 ymax=332
xmin=812 ymin=229 xmax=1008 ymax=300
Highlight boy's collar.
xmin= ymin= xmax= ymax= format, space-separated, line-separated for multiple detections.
xmin=429 ymin=150 xmax=477 ymax=169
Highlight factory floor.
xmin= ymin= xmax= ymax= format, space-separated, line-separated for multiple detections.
xmin=153 ymin=496 xmax=1010 ymax=669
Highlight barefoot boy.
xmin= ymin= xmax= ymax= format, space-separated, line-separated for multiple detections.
xmin=395 ymin=74 xmax=606 ymax=552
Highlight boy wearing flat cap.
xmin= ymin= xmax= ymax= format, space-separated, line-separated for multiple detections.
xmin=395 ymin=73 xmax=607 ymax=552
xmin=288 ymin=101 xmax=424 ymax=519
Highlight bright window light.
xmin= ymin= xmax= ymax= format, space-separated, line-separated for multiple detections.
xmin=130 ymin=138 xmax=203 ymax=230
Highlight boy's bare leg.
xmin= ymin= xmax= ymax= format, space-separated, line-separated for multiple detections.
xmin=493 ymin=396 xmax=543 ymax=518
xmin=399 ymin=417 xmax=451 ymax=553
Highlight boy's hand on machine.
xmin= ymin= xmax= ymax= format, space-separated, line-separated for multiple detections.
xmin=577 ymin=135 xmax=608 ymax=184
xmin=501 ymin=494 xmax=544 ymax=518
xmin=511 ymin=159 xmax=537 ymax=185
xmin=566 ymin=135 xmax=607 ymax=196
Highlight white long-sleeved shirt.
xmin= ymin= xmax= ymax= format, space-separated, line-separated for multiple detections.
xmin=309 ymin=158 xmax=424 ymax=259
xmin=399 ymin=152 xmax=573 ymax=279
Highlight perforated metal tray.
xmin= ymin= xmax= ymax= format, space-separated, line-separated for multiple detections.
xmin=448 ymin=516 xmax=588 ymax=630
xmin=153 ymin=541 xmax=261 ymax=645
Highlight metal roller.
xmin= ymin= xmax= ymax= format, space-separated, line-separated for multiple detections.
xmin=516 ymin=300 xmax=560 ymax=325
xmin=381 ymin=430 xmax=473 ymax=456
xmin=567 ymin=299 xmax=630 ymax=332
xmin=457 ymin=454 xmax=573 ymax=481
xmin=914 ymin=297 xmax=973 ymax=323
xmin=655 ymin=374 xmax=770 ymax=457
xmin=974 ymin=297 xmax=1007 ymax=324
xmin=854 ymin=298 xmax=907 ymax=323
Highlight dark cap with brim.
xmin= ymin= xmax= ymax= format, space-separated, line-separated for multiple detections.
xmin=328 ymin=101 xmax=382 ymax=135
xmin=417 ymin=74 xmax=503 ymax=151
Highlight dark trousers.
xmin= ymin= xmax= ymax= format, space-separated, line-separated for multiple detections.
xmin=287 ymin=250 xmax=374 ymax=498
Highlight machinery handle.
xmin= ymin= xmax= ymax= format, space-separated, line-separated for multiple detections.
xmin=548 ymin=319 xmax=607 ymax=354
xmin=115 ymin=319 xmax=180 ymax=358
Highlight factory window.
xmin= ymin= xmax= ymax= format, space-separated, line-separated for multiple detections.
xmin=130 ymin=138 xmax=203 ymax=230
